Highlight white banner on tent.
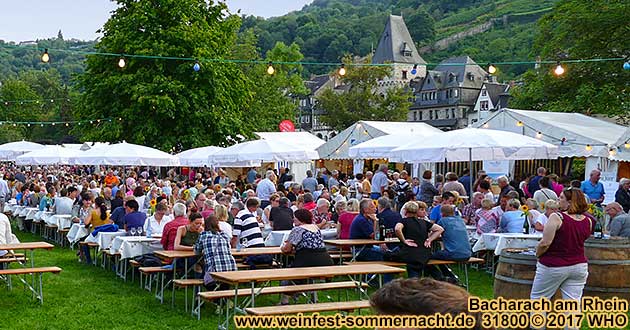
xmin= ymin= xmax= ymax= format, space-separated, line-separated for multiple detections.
xmin=600 ymin=171 xmax=618 ymax=205
xmin=353 ymin=159 xmax=364 ymax=175
xmin=483 ymin=160 xmax=510 ymax=179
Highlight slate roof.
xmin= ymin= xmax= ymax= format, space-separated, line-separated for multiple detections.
xmin=372 ymin=15 xmax=426 ymax=65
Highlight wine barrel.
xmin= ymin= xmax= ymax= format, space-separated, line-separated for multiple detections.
xmin=584 ymin=238 xmax=630 ymax=300
xmin=494 ymin=249 xmax=539 ymax=299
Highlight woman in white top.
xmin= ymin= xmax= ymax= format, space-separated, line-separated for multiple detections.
xmin=525 ymin=199 xmax=542 ymax=233
xmin=143 ymin=203 xmax=172 ymax=236
xmin=534 ymin=199 xmax=560 ymax=234
xmin=213 ymin=204 xmax=233 ymax=238
xmin=262 ymin=194 xmax=280 ymax=227
xmin=533 ymin=176 xmax=558 ymax=207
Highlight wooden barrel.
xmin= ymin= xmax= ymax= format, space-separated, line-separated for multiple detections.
xmin=584 ymin=238 xmax=630 ymax=300
xmin=494 ymin=249 xmax=539 ymax=299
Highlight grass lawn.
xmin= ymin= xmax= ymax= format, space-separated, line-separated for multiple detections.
xmin=2 ymin=229 xmax=495 ymax=330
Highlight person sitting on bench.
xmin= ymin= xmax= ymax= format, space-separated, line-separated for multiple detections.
xmin=430 ymin=205 xmax=471 ymax=285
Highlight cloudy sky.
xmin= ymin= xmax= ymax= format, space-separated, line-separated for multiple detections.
xmin=0 ymin=0 xmax=313 ymax=42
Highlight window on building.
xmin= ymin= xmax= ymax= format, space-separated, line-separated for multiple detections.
xmin=446 ymin=110 xmax=450 ymax=119
xmin=429 ymin=110 xmax=433 ymax=120
xmin=432 ymin=92 xmax=436 ymax=100
xmin=451 ymin=108 xmax=456 ymax=118
xmin=480 ymin=101 xmax=489 ymax=110
xmin=402 ymin=70 xmax=408 ymax=80
xmin=454 ymin=89 xmax=458 ymax=98
xmin=413 ymin=111 xmax=417 ymax=121
xmin=481 ymin=90 xmax=487 ymax=96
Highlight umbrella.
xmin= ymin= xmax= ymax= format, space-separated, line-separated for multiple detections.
xmin=71 ymin=141 xmax=179 ymax=166
xmin=15 ymin=145 xmax=81 ymax=165
xmin=389 ymin=127 xmax=559 ymax=194
xmin=177 ymin=146 xmax=224 ymax=167
xmin=348 ymin=131 xmax=442 ymax=159
xmin=209 ymin=139 xmax=320 ymax=164
xmin=0 ymin=140 xmax=46 ymax=161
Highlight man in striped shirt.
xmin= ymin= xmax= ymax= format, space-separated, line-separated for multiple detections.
xmin=232 ymin=197 xmax=272 ymax=269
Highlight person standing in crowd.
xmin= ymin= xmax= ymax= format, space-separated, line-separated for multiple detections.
xmin=328 ymin=170 xmax=340 ymax=190
xmin=370 ymin=165 xmax=389 ymax=200
xmin=256 ymin=170 xmax=277 ymax=209
xmin=411 ymin=177 xmax=422 ymax=202
xmin=499 ymin=199 xmax=526 ymax=233
xmin=442 ymin=172 xmax=467 ymax=198
xmin=548 ymin=174 xmax=564 ymax=197
xmin=419 ymin=170 xmax=439 ymax=205
xmin=279 ymin=209 xmax=333 ymax=305
xmin=527 ymin=167 xmax=547 ymax=197
xmin=394 ymin=201 xmax=443 ymax=278
xmin=246 ymin=168 xmax=257 ymax=185
xmin=0 ymin=174 xmax=10 ymax=210
xmin=301 ymin=170 xmax=318 ymax=193
xmin=531 ymin=188 xmax=591 ymax=309
xmin=458 ymin=169 xmax=472 ymax=197
xmin=496 ymin=176 xmax=514 ymax=203
xmin=194 ymin=214 xmax=237 ymax=291
xmin=614 ymin=178 xmax=630 ymax=213
xmin=362 ymin=171 xmax=373 ymax=198
xmin=533 ymin=176 xmax=558 ymax=207
xmin=605 ymin=202 xmax=630 ymax=237
xmin=581 ymin=169 xmax=605 ymax=205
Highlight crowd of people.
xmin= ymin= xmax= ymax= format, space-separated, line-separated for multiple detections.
xmin=2 ymin=162 xmax=629 ymax=297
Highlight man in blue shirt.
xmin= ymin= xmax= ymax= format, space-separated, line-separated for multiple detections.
xmin=246 ymin=168 xmax=257 ymax=185
xmin=376 ymin=197 xmax=402 ymax=231
xmin=581 ymin=169 xmax=605 ymax=205
xmin=430 ymin=205 xmax=471 ymax=284
xmin=499 ymin=199 xmax=526 ymax=233
xmin=350 ymin=199 xmax=387 ymax=261
xmin=527 ymin=167 xmax=547 ymax=196
xmin=429 ymin=191 xmax=456 ymax=222
xmin=458 ymin=169 xmax=472 ymax=197
xmin=301 ymin=170 xmax=318 ymax=193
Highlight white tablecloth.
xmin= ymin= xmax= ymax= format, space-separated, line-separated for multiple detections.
xmin=264 ymin=228 xmax=338 ymax=246
xmin=111 ymin=236 xmax=161 ymax=259
xmin=14 ymin=206 xmax=25 ymax=217
xmin=85 ymin=230 xmax=127 ymax=251
xmin=45 ymin=214 xmax=73 ymax=229
xmin=466 ymin=225 xmax=479 ymax=241
xmin=34 ymin=211 xmax=54 ymax=222
xmin=472 ymin=233 xmax=542 ymax=256
xmin=24 ymin=208 xmax=39 ymax=220
xmin=67 ymin=223 xmax=89 ymax=245
xmin=3 ymin=202 xmax=17 ymax=214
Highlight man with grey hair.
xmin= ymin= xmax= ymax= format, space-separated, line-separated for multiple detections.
xmin=377 ymin=197 xmax=402 ymax=232
xmin=370 ymin=165 xmax=390 ymax=200
xmin=605 ymin=202 xmax=630 ymax=237
xmin=499 ymin=199 xmax=526 ymax=233
xmin=497 ymin=175 xmax=514 ymax=204
xmin=528 ymin=167 xmax=547 ymax=196
xmin=615 ymin=178 xmax=630 ymax=213
xmin=256 ymin=170 xmax=277 ymax=209
xmin=350 ymin=199 xmax=388 ymax=261
xmin=328 ymin=170 xmax=340 ymax=190
xmin=302 ymin=170 xmax=318 ymax=193
xmin=581 ymin=169 xmax=605 ymax=206
xmin=161 ymin=202 xmax=188 ymax=250
xmin=313 ymin=198 xmax=331 ymax=229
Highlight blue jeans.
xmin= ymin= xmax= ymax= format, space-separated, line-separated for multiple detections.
xmin=356 ymin=246 xmax=392 ymax=284
xmin=430 ymin=250 xmax=470 ymax=280
xmin=370 ymin=193 xmax=381 ymax=200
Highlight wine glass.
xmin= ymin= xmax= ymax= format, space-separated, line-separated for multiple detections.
xmin=129 ymin=227 xmax=137 ymax=236
xmin=136 ymin=227 xmax=142 ymax=236
xmin=240 ymin=238 xmax=248 ymax=251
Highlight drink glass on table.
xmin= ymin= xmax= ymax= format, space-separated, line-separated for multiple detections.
xmin=240 ymin=238 xmax=248 ymax=251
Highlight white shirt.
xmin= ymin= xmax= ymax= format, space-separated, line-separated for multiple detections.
xmin=533 ymin=188 xmax=558 ymax=207
xmin=219 ymin=221 xmax=233 ymax=238
xmin=0 ymin=214 xmax=18 ymax=256
xmin=143 ymin=214 xmax=173 ymax=235
xmin=0 ymin=179 xmax=10 ymax=198
xmin=256 ymin=178 xmax=276 ymax=202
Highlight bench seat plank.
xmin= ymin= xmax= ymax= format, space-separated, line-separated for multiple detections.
xmin=199 ymin=281 xmax=368 ymax=301
xmin=0 ymin=266 xmax=62 ymax=275
xmin=246 ymin=300 xmax=371 ymax=315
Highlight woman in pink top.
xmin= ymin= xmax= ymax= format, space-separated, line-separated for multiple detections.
xmin=337 ymin=198 xmax=359 ymax=239
xmin=530 ymin=187 xmax=592 ymax=304
xmin=548 ymin=174 xmax=564 ymax=196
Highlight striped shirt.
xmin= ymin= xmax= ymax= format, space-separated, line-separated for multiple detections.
xmin=233 ymin=210 xmax=264 ymax=247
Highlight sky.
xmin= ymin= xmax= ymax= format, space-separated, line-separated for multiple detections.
xmin=0 ymin=0 xmax=313 ymax=42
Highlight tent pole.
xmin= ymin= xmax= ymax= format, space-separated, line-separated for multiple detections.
xmin=469 ymin=148 xmax=473 ymax=197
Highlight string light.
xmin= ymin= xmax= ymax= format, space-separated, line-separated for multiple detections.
xmin=536 ymin=132 xmax=543 ymax=139
xmin=624 ymin=62 xmax=630 ymax=70
xmin=41 ymin=49 xmax=49 ymax=63
xmin=609 ymin=148 xmax=617 ymax=156
xmin=625 ymin=142 xmax=630 ymax=149
xmin=411 ymin=64 xmax=418 ymax=75
xmin=585 ymin=144 xmax=593 ymax=151
xmin=516 ymin=121 xmax=524 ymax=127
xmin=482 ymin=123 xmax=490 ymax=129
xmin=554 ymin=61 xmax=565 ymax=76
xmin=193 ymin=61 xmax=200 ymax=72
xmin=338 ymin=63 xmax=346 ymax=76
xmin=266 ymin=61 xmax=275 ymax=75
xmin=118 ymin=57 xmax=126 ymax=68
xmin=488 ymin=63 xmax=497 ymax=74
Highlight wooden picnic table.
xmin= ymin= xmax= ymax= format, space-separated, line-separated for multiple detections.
xmin=230 ymin=246 xmax=282 ymax=257
xmin=324 ymin=238 xmax=400 ymax=264
xmin=0 ymin=242 xmax=54 ymax=251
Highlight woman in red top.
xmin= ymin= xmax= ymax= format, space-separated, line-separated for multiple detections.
xmin=337 ymin=199 xmax=359 ymax=239
xmin=530 ymin=187 xmax=592 ymax=303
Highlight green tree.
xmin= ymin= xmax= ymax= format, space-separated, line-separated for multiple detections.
xmin=74 ymin=0 xmax=252 ymax=151
xmin=511 ymin=0 xmax=629 ymax=117
xmin=317 ymin=56 xmax=412 ymax=131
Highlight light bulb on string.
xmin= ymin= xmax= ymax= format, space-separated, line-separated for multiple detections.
xmin=338 ymin=64 xmax=346 ymax=76
xmin=40 ymin=124 xmax=44 ymax=127
xmin=585 ymin=144 xmax=593 ymax=151
xmin=65 ymin=123 xmax=69 ymax=127
xmin=12 ymin=123 xmax=16 ymax=127
xmin=411 ymin=64 xmax=418 ymax=75
xmin=41 ymin=49 xmax=50 ymax=63
xmin=118 ymin=57 xmax=126 ymax=68
xmin=625 ymin=142 xmax=630 ymax=149
xmin=516 ymin=121 xmax=524 ymax=127
xmin=193 ymin=61 xmax=201 ymax=72
xmin=266 ymin=61 xmax=275 ymax=75
xmin=536 ymin=132 xmax=543 ymax=139
xmin=624 ymin=62 xmax=630 ymax=71
xmin=482 ymin=123 xmax=490 ymax=129
xmin=27 ymin=123 xmax=31 ymax=127
xmin=89 ymin=121 xmax=93 ymax=124
xmin=51 ymin=122 xmax=55 ymax=126
xmin=609 ymin=148 xmax=617 ymax=157
xmin=50 ymin=99 xmax=54 ymax=103
xmin=554 ymin=61 xmax=565 ymax=76
xmin=488 ymin=63 xmax=497 ymax=74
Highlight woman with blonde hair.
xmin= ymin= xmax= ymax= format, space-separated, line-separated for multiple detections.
xmin=213 ymin=204 xmax=232 ymax=238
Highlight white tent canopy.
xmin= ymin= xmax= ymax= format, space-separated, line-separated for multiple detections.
xmin=0 ymin=140 xmax=46 ymax=161
xmin=255 ymin=132 xmax=325 ymax=152
xmin=390 ymin=127 xmax=559 ymax=163
xmin=177 ymin=146 xmax=223 ymax=167
xmin=209 ymin=139 xmax=319 ymax=164
xmin=348 ymin=130 xmax=443 ymax=159
xmin=317 ymin=121 xmax=441 ymax=159
xmin=15 ymin=145 xmax=82 ymax=165
xmin=71 ymin=141 xmax=179 ymax=166
xmin=475 ymin=108 xmax=630 ymax=160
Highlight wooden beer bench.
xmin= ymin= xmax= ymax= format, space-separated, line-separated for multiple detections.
xmin=0 ymin=267 xmax=62 ymax=304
